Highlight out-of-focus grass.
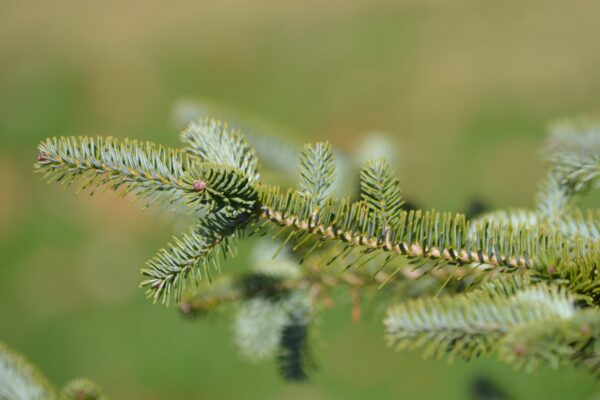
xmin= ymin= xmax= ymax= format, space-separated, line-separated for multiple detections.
xmin=1 ymin=0 xmax=600 ymax=398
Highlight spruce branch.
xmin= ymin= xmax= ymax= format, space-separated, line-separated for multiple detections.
xmin=532 ymin=242 xmax=600 ymax=305
xmin=37 ymin=124 xmax=598 ymax=308
xmin=35 ymin=113 xmax=600 ymax=384
xmin=360 ymin=158 xmax=404 ymax=226
xmin=181 ymin=117 xmax=260 ymax=183
xmin=474 ymin=273 xmax=533 ymax=298
xmin=545 ymin=119 xmax=600 ymax=155
xmin=36 ymin=136 xmax=191 ymax=205
xmin=536 ymin=174 xmax=577 ymax=221
xmin=299 ymin=142 xmax=336 ymax=209
xmin=0 ymin=342 xmax=104 ymax=400
xmin=0 ymin=342 xmax=56 ymax=400
xmin=384 ymin=283 xmax=577 ymax=362
xmin=141 ymin=210 xmax=250 ymax=304
xmin=550 ymin=152 xmax=600 ymax=194
xmin=498 ymin=309 xmax=600 ymax=374
xmin=181 ymin=163 xmax=258 ymax=211
xmin=173 ymin=99 xmax=300 ymax=177
xmin=171 ymin=99 xmax=406 ymax=200
xmin=258 ymin=187 xmax=588 ymax=270
xmin=537 ymin=120 xmax=600 ymax=219
xmin=35 ymin=136 xmax=258 ymax=213
xmin=469 ymin=120 xmax=600 ymax=263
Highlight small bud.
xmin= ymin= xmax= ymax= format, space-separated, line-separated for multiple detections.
xmin=548 ymin=265 xmax=557 ymax=274
xmin=513 ymin=343 xmax=526 ymax=356
xmin=37 ymin=151 xmax=49 ymax=162
xmin=180 ymin=302 xmax=192 ymax=315
xmin=580 ymin=324 xmax=592 ymax=336
xmin=193 ymin=180 xmax=207 ymax=192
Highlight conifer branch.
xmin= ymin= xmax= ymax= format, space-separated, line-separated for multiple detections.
xmin=385 ymin=283 xmax=577 ymax=361
xmin=36 ymin=136 xmax=258 ymax=212
xmin=172 ymin=99 xmax=301 ymax=176
xmin=545 ymin=120 xmax=600 ymax=155
xmin=498 ymin=309 xmax=600 ymax=374
xmin=532 ymin=243 xmax=600 ymax=305
xmin=537 ymin=121 xmax=600 ymax=219
xmin=181 ymin=117 xmax=260 ymax=182
xmin=141 ymin=210 xmax=251 ymax=304
xmin=258 ymin=187 xmax=589 ymax=270
xmin=299 ymin=142 xmax=336 ymax=209
xmin=0 ymin=342 xmax=104 ymax=400
xmin=360 ymin=159 xmax=404 ymax=226
xmin=34 ymin=113 xmax=600 ymax=384
xmin=36 ymin=136 xmax=192 ymax=206
xmin=537 ymin=174 xmax=577 ymax=220
xmin=37 ymin=133 xmax=596 ymax=305
xmin=0 ymin=342 xmax=56 ymax=400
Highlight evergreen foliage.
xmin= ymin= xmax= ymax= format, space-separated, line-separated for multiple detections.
xmin=360 ymin=159 xmax=404 ymax=226
xmin=385 ymin=281 xmax=577 ymax=362
xmin=298 ymin=142 xmax=336 ymax=209
xmin=21 ymin=107 xmax=600 ymax=390
xmin=0 ymin=342 xmax=104 ymax=400
xmin=0 ymin=342 xmax=54 ymax=400
xmin=141 ymin=210 xmax=246 ymax=304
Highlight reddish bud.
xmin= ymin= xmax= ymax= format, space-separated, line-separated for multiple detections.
xmin=180 ymin=302 xmax=193 ymax=315
xmin=513 ymin=343 xmax=526 ymax=356
xmin=580 ymin=324 xmax=592 ymax=336
xmin=548 ymin=265 xmax=557 ymax=274
xmin=37 ymin=151 xmax=49 ymax=162
xmin=193 ymin=180 xmax=207 ymax=192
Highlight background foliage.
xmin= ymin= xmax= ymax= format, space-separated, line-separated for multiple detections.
xmin=2 ymin=0 xmax=600 ymax=398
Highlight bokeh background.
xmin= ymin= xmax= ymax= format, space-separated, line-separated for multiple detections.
xmin=2 ymin=0 xmax=600 ymax=398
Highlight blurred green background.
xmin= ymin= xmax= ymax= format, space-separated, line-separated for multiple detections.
xmin=2 ymin=0 xmax=600 ymax=398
